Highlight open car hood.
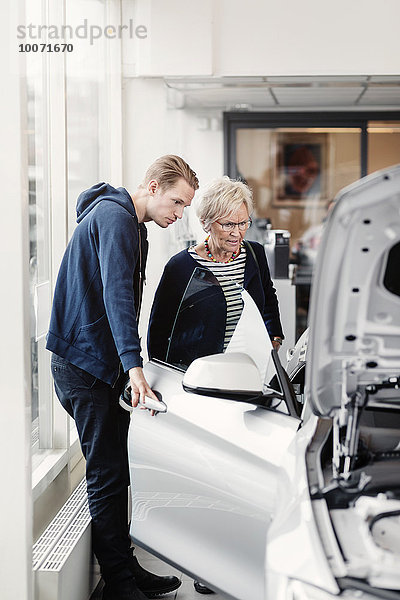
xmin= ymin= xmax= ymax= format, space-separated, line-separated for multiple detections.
xmin=306 ymin=164 xmax=400 ymax=417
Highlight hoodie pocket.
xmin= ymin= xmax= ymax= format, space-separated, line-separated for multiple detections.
xmin=72 ymin=314 xmax=116 ymax=361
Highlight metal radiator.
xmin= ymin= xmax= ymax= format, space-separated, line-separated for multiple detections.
xmin=33 ymin=478 xmax=100 ymax=600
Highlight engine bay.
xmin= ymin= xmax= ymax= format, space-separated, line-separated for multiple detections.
xmin=308 ymin=391 xmax=400 ymax=595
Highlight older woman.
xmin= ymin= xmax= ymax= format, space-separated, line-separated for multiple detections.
xmin=148 ymin=177 xmax=284 ymax=594
xmin=148 ymin=176 xmax=284 ymax=368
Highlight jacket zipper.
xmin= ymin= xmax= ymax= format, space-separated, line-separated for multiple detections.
xmin=137 ymin=226 xmax=144 ymax=319
xmin=113 ymin=224 xmax=144 ymax=388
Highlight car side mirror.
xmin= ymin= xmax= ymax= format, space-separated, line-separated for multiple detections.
xmin=182 ymin=352 xmax=270 ymax=402
xmin=182 ymin=352 xmax=284 ymax=408
xmin=182 ymin=350 xmax=302 ymax=418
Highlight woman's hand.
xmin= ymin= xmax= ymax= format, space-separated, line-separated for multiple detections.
xmin=272 ymin=336 xmax=283 ymax=351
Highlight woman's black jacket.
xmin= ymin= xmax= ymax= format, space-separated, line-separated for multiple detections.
xmin=147 ymin=240 xmax=284 ymax=368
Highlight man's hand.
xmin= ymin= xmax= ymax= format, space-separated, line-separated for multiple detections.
xmin=128 ymin=366 xmax=159 ymax=415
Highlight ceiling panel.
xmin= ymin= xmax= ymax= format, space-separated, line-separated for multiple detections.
xmin=368 ymin=76 xmax=400 ymax=83
xmin=359 ymin=88 xmax=400 ymax=106
xmin=273 ymin=87 xmax=363 ymax=106
xmin=183 ymin=87 xmax=275 ymax=109
xmin=164 ymin=76 xmax=400 ymax=109
xmin=265 ymin=76 xmax=369 ymax=84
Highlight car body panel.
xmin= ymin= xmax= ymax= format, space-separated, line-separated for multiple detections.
xmin=129 ymin=360 xmax=300 ymax=600
xmin=306 ymin=165 xmax=400 ymax=416
xmin=266 ymin=414 xmax=341 ymax=595
xmin=128 ymin=165 xmax=400 ymax=600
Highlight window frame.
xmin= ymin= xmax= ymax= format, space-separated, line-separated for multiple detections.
xmin=224 ymin=111 xmax=400 ymax=340
xmin=223 ymin=110 xmax=400 ymax=179
xmin=30 ymin=0 xmax=123 ymax=500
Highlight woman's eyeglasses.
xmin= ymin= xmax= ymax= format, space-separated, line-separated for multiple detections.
xmin=216 ymin=219 xmax=252 ymax=232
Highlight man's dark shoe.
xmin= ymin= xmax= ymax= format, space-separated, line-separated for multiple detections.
xmin=193 ymin=581 xmax=215 ymax=595
xmin=130 ymin=555 xmax=181 ymax=598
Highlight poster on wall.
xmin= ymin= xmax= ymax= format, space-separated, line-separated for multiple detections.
xmin=273 ymin=132 xmax=331 ymax=207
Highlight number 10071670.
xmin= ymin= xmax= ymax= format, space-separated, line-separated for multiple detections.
xmin=19 ymin=43 xmax=73 ymax=52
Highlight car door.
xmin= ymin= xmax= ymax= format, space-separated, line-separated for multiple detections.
xmin=128 ymin=269 xmax=300 ymax=600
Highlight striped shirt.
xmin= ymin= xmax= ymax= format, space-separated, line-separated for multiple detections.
xmin=188 ymin=245 xmax=247 ymax=350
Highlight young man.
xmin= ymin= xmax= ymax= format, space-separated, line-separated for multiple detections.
xmin=47 ymin=155 xmax=199 ymax=600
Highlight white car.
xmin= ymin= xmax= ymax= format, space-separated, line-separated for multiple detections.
xmin=128 ymin=165 xmax=400 ymax=600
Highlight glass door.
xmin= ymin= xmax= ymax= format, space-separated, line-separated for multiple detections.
xmin=226 ymin=112 xmax=400 ymax=339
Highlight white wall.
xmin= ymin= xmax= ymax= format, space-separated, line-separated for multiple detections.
xmin=0 ymin=2 xmax=33 ymax=599
xmin=130 ymin=0 xmax=400 ymax=77
xmin=213 ymin=0 xmax=400 ymax=76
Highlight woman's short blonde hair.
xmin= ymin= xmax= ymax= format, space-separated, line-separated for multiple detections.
xmin=196 ymin=176 xmax=253 ymax=232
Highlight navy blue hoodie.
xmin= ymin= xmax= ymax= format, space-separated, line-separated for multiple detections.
xmin=46 ymin=183 xmax=148 ymax=385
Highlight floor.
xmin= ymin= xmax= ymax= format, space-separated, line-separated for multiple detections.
xmin=90 ymin=546 xmax=225 ymax=600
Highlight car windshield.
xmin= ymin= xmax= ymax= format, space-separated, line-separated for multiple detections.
xmin=166 ymin=267 xmax=273 ymax=383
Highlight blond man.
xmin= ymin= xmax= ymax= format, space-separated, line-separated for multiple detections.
xmin=47 ymin=156 xmax=198 ymax=600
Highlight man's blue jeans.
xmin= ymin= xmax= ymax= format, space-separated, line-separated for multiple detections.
xmin=51 ymin=354 xmax=133 ymax=588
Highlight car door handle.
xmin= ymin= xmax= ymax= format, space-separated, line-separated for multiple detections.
xmin=139 ymin=390 xmax=167 ymax=414
xmin=120 ymin=386 xmax=167 ymax=414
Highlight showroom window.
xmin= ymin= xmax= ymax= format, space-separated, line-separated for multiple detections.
xmin=368 ymin=121 xmax=400 ymax=173
xmin=224 ymin=112 xmax=400 ymax=336
xmin=66 ymin=0 xmax=108 ymax=238
xmin=27 ymin=0 xmax=122 ymax=485
xmin=27 ymin=0 xmax=53 ymax=457
xmin=65 ymin=0 xmax=109 ymax=438
xmin=234 ymin=126 xmax=361 ymax=247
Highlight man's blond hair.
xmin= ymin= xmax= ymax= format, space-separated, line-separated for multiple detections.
xmin=143 ymin=155 xmax=199 ymax=191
